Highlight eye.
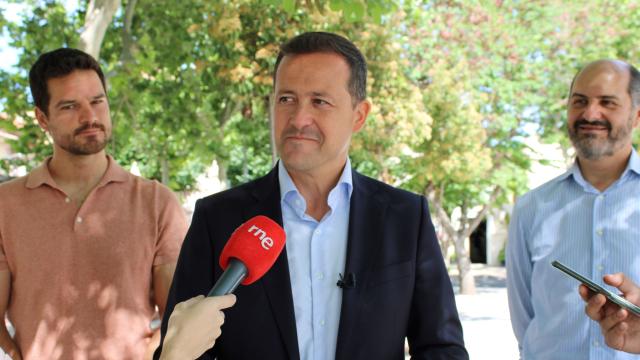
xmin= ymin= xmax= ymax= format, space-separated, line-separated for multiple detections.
xmin=312 ymin=98 xmax=330 ymax=106
xmin=572 ymin=98 xmax=587 ymax=106
xmin=60 ymin=103 xmax=76 ymax=110
xmin=601 ymin=99 xmax=617 ymax=107
xmin=91 ymin=98 xmax=105 ymax=105
xmin=278 ymin=96 xmax=294 ymax=104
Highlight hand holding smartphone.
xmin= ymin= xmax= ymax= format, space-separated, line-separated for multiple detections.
xmin=551 ymin=260 xmax=640 ymax=317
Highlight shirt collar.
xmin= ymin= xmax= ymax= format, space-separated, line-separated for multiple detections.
xmin=564 ymin=148 xmax=640 ymax=190
xmin=278 ymin=158 xmax=354 ymax=205
xmin=627 ymin=148 xmax=640 ymax=176
xmin=25 ymin=155 xmax=129 ymax=190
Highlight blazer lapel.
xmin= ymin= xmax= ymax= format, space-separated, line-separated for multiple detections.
xmin=335 ymin=171 xmax=388 ymax=360
xmin=245 ymin=167 xmax=300 ymax=360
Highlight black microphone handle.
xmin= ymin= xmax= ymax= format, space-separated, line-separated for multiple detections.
xmin=208 ymin=258 xmax=248 ymax=297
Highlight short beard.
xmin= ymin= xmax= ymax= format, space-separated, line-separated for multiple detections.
xmin=59 ymin=123 xmax=109 ymax=155
xmin=569 ymin=117 xmax=633 ymax=160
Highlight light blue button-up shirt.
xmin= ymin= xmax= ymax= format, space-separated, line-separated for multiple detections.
xmin=278 ymin=159 xmax=352 ymax=360
xmin=507 ymin=149 xmax=640 ymax=360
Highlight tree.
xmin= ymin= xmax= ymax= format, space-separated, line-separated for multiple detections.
xmin=78 ymin=0 xmax=121 ymax=58
xmin=0 ymin=0 xmax=399 ymax=190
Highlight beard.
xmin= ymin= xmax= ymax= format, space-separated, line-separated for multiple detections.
xmin=57 ymin=123 xmax=110 ymax=155
xmin=568 ymin=116 xmax=634 ymax=160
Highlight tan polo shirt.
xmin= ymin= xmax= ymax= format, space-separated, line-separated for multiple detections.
xmin=0 ymin=156 xmax=188 ymax=359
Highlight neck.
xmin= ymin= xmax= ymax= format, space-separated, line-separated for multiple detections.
xmin=286 ymin=159 xmax=346 ymax=221
xmin=578 ymin=147 xmax=632 ymax=192
xmin=48 ymin=148 xmax=109 ymax=201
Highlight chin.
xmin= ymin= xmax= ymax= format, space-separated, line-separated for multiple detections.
xmin=282 ymin=157 xmax=315 ymax=171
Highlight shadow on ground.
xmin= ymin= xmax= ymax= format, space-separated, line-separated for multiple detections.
xmin=451 ymin=274 xmax=506 ymax=289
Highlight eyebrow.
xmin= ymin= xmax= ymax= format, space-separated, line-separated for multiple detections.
xmin=276 ymin=89 xmax=333 ymax=98
xmin=571 ymin=92 xmax=620 ymax=101
xmin=54 ymin=93 xmax=106 ymax=108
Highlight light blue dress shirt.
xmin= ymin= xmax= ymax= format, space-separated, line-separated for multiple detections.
xmin=278 ymin=159 xmax=352 ymax=360
xmin=507 ymin=149 xmax=640 ymax=360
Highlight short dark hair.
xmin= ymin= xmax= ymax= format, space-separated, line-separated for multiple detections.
xmin=569 ymin=60 xmax=640 ymax=107
xmin=628 ymin=64 xmax=640 ymax=107
xmin=273 ymin=32 xmax=367 ymax=103
xmin=29 ymin=48 xmax=106 ymax=115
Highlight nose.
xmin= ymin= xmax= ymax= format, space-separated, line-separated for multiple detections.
xmin=582 ymin=101 xmax=603 ymax=121
xmin=289 ymin=102 xmax=314 ymax=129
xmin=78 ymin=101 xmax=97 ymax=124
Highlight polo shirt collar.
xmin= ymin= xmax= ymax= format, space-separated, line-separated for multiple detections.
xmin=25 ymin=155 xmax=129 ymax=190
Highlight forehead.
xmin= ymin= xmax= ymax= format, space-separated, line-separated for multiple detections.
xmin=275 ymin=52 xmax=351 ymax=93
xmin=46 ymin=70 xmax=104 ymax=100
xmin=571 ymin=64 xmax=630 ymax=98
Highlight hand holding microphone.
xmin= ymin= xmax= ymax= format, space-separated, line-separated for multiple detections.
xmin=160 ymin=294 xmax=236 ymax=360
xmin=160 ymin=216 xmax=286 ymax=359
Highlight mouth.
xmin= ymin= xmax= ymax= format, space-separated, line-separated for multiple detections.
xmin=574 ymin=119 xmax=611 ymax=135
xmin=577 ymin=124 xmax=608 ymax=133
xmin=285 ymin=135 xmax=318 ymax=142
xmin=284 ymin=135 xmax=319 ymax=142
xmin=76 ymin=129 xmax=103 ymax=137
xmin=74 ymin=125 xmax=105 ymax=137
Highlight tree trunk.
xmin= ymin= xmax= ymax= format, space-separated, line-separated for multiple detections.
xmin=217 ymin=157 xmax=229 ymax=190
xmin=78 ymin=0 xmax=121 ymax=59
xmin=437 ymin=227 xmax=452 ymax=267
xmin=119 ymin=0 xmax=138 ymax=65
xmin=454 ymin=233 xmax=476 ymax=294
xmin=425 ymin=184 xmax=478 ymax=294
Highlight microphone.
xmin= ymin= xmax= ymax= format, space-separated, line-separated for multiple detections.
xmin=208 ymin=215 xmax=286 ymax=296
xmin=337 ymin=272 xmax=356 ymax=289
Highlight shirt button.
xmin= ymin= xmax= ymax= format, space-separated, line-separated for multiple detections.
xmin=65 ymin=197 xmax=71 ymax=203
xmin=593 ymin=339 xmax=600 ymax=347
xmin=597 ymin=265 xmax=604 ymax=272
xmin=597 ymin=195 xmax=604 ymax=201
xmin=317 ymin=272 xmax=324 ymax=280
xmin=596 ymin=229 xmax=603 ymax=236
xmin=320 ymin=320 xmax=325 ymax=326
xmin=315 ymin=229 xmax=322 ymax=235
xmin=76 ymin=216 xmax=83 ymax=224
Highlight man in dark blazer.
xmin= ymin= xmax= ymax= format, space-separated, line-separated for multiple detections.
xmin=156 ymin=32 xmax=467 ymax=360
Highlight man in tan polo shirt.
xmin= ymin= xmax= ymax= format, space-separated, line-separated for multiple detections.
xmin=0 ymin=48 xmax=188 ymax=359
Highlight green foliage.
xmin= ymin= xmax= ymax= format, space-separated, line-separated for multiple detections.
xmin=0 ymin=0 xmax=400 ymax=188
xmin=0 ymin=1 xmax=83 ymax=171
xmin=2 ymin=0 xmax=640 ymax=207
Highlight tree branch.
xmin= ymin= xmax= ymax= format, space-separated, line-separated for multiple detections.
xmin=78 ymin=0 xmax=121 ymax=59
xmin=120 ymin=0 xmax=138 ymax=66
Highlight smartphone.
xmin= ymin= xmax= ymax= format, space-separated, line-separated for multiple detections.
xmin=551 ymin=260 xmax=640 ymax=317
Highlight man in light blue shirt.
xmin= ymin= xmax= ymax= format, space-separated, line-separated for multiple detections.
xmin=507 ymin=59 xmax=640 ymax=360
xmin=158 ymin=32 xmax=468 ymax=359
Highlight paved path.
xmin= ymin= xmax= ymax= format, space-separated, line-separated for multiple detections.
xmin=450 ymin=264 xmax=519 ymax=359
xmin=406 ymin=264 xmax=519 ymax=359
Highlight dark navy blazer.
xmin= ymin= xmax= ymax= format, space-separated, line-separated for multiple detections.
xmin=155 ymin=167 xmax=468 ymax=360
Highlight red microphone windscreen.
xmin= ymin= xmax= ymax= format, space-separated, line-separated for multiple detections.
xmin=219 ymin=216 xmax=286 ymax=285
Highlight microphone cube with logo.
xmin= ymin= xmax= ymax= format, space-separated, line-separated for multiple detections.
xmin=208 ymin=216 xmax=286 ymax=296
